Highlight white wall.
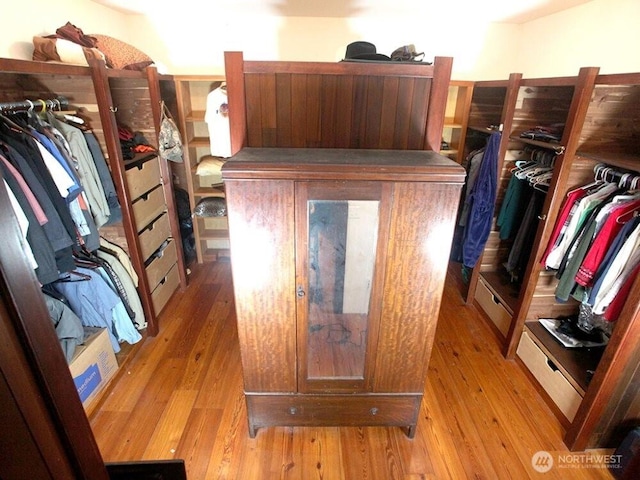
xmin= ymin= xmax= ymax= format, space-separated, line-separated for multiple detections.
xmin=516 ymin=0 xmax=640 ymax=77
xmin=1 ymin=0 xmax=638 ymax=80
xmin=125 ymin=12 xmax=520 ymax=79
xmin=1 ymin=0 xmax=129 ymax=61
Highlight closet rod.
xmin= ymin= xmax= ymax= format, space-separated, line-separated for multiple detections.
xmin=0 ymin=96 xmax=68 ymax=114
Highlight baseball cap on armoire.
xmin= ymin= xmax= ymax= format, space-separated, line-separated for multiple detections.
xmin=344 ymin=41 xmax=391 ymax=61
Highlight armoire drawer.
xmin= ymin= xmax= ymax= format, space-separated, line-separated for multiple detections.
xmin=246 ymin=394 xmax=421 ymax=430
xmin=517 ymin=330 xmax=583 ymax=421
xmin=125 ymin=157 xmax=162 ymax=199
xmin=151 ymin=264 xmax=180 ymax=315
xmin=131 ymin=185 xmax=166 ymax=232
xmin=145 ymin=240 xmax=178 ymax=290
xmin=138 ymin=212 xmax=171 ymax=261
xmin=475 ymin=278 xmax=512 ymax=336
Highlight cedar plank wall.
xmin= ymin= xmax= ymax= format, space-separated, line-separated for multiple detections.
xmin=245 ymin=74 xmax=432 ymax=149
xmin=230 ymin=56 xmax=453 ymax=151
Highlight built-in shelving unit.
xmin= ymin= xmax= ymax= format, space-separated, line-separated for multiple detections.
xmin=457 ymin=67 xmax=640 ymax=451
xmin=441 ymin=80 xmax=474 ymax=163
xmin=173 ymin=76 xmax=229 ymax=263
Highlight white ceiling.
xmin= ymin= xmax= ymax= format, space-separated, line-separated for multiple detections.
xmin=92 ymin=0 xmax=593 ymax=24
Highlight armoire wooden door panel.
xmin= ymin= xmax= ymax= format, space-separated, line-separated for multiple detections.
xmin=224 ymin=179 xmax=297 ymax=392
xmin=294 ymin=181 xmax=392 ymax=393
xmin=374 ymin=182 xmax=463 ymax=393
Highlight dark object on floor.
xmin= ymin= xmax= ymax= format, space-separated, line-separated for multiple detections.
xmin=174 ymin=187 xmax=195 ymax=264
xmin=106 ymin=459 xmax=187 ymax=479
xmin=609 ymin=426 xmax=640 ymax=479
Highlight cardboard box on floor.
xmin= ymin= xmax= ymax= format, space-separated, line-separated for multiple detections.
xmin=69 ymin=327 xmax=118 ymax=411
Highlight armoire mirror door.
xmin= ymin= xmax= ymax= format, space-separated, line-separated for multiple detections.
xmin=295 ymin=181 xmax=392 ymax=393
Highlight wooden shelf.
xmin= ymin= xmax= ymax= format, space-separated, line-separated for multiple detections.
xmin=193 ymin=187 xmax=225 ymax=198
xmin=444 ymin=81 xmax=474 ymax=164
xmin=186 ymin=136 xmax=210 ymax=147
xmin=184 ymin=109 xmax=205 ymax=122
xmin=525 ymin=321 xmax=605 ymax=395
xmin=510 ymin=135 xmax=565 ymax=153
xmin=575 ymin=151 xmax=640 ymax=172
xmin=122 ymin=152 xmax=158 ymax=170
xmin=468 ymin=125 xmax=501 ymax=134
xmin=199 ymin=225 xmax=229 ymax=240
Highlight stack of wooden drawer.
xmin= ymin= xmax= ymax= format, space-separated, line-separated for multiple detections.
xmin=126 ymin=156 xmax=181 ymax=316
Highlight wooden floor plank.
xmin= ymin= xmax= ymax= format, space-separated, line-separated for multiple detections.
xmin=174 ymin=408 xmax=221 ymax=479
xmin=142 ymin=389 xmax=199 ymax=460
xmin=90 ymin=260 xmax=614 ymax=479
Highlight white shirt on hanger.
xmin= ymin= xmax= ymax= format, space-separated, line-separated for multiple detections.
xmin=205 ymin=85 xmax=232 ymax=158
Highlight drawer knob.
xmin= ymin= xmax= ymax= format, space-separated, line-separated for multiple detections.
xmin=370 ymin=407 xmax=379 ymax=416
xmin=296 ymin=286 xmax=305 ymax=298
xmin=288 ymin=407 xmax=298 ymax=415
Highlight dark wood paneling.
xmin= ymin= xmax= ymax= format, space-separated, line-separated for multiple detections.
xmin=510 ymin=85 xmax=575 ymax=135
xmin=275 ymin=73 xmax=292 ymax=147
xmin=579 ymin=83 xmax=640 ymax=155
xmin=242 ymin=72 xmax=438 ymax=151
xmin=468 ymin=85 xmax=509 ymax=130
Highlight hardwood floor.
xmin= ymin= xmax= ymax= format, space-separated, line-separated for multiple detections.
xmin=90 ymin=260 xmax=614 ymax=479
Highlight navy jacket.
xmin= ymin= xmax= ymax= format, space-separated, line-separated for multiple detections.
xmin=462 ymin=132 xmax=501 ymax=268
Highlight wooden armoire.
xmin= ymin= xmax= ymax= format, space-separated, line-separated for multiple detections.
xmin=221 ymin=52 xmax=465 ymax=437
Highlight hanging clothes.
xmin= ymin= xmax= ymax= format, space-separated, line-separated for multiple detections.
xmin=541 ymin=165 xmax=640 ymax=328
xmin=83 ymin=129 xmax=122 ymax=225
xmin=96 ymin=246 xmax=146 ymax=330
xmin=544 ymin=182 xmax=619 ymax=270
xmin=504 ymin=189 xmax=545 ymax=283
xmin=461 ymin=131 xmax=501 ymax=269
xmin=0 ymin=98 xmax=144 ymax=366
xmin=0 ymin=153 xmax=60 ymax=283
xmin=3 ymin=179 xmax=37 ymax=270
xmin=497 ymin=174 xmax=528 ymax=240
xmin=52 ymin=265 xmax=142 ymax=353
xmin=43 ymin=293 xmax=84 ymax=363
xmin=588 ymin=216 xmax=640 ymax=308
xmin=457 ymin=147 xmax=485 ymax=228
xmin=50 ymin=117 xmax=111 ymax=227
